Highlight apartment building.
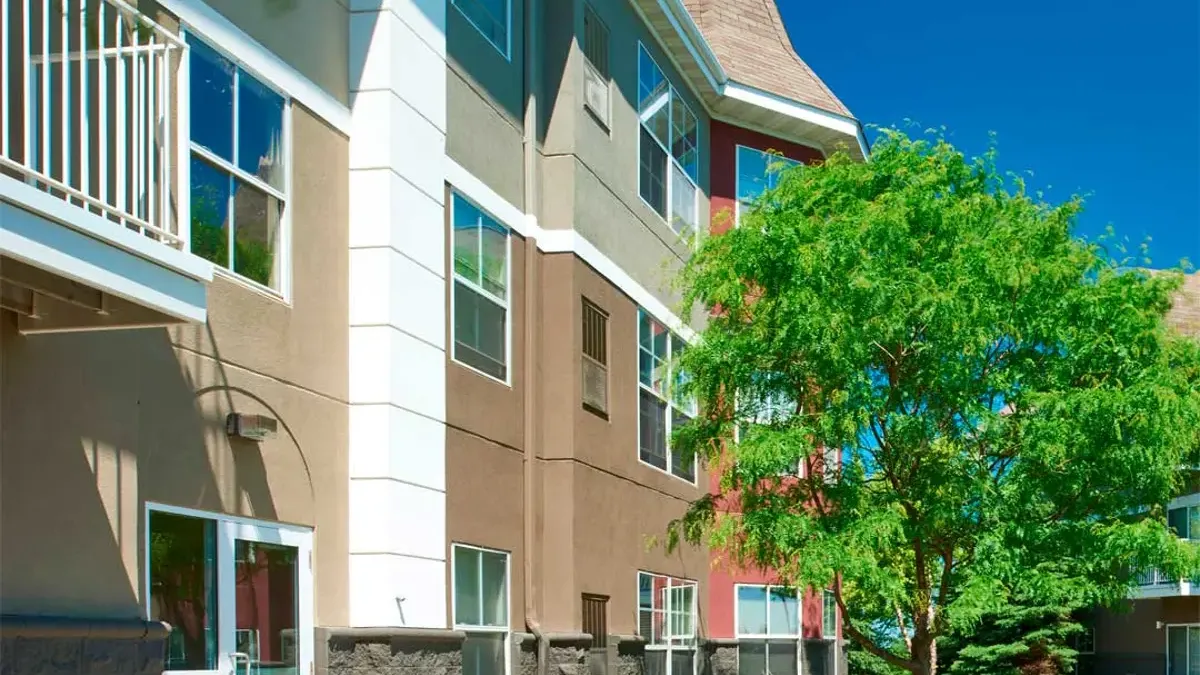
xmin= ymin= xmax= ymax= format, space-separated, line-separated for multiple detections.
xmin=0 ymin=1 xmax=865 ymax=675
xmin=1083 ymin=274 xmax=1200 ymax=675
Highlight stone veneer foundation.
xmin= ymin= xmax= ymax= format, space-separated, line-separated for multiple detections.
xmin=0 ymin=615 xmax=169 ymax=675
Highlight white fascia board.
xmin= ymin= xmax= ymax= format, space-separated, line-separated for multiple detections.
xmin=445 ymin=158 xmax=696 ymax=342
xmin=0 ymin=200 xmax=209 ymax=323
xmin=159 ymin=0 xmax=352 ymax=136
xmin=652 ymin=0 xmax=725 ymax=91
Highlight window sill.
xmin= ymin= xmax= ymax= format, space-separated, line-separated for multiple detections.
xmin=213 ymin=266 xmax=291 ymax=307
xmin=637 ymin=456 xmax=697 ymax=487
xmin=582 ymin=402 xmax=609 ymax=420
xmin=451 ymin=356 xmax=513 ymax=389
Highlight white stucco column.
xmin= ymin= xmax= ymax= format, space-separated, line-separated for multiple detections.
xmin=347 ymin=0 xmax=448 ymax=629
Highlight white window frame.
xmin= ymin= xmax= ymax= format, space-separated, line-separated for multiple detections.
xmin=1165 ymin=624 xmax=1200 ymax=675
xmin=637 ymin=308 xmax=697 ymax=484
xmin=821 ymin=589 xmax=837 ymax=640
xmin=450 ymin=189 xmax=514 ymax=387
xmin=734 ymin=145 xmax=801 ymax=227
xmin=452 ymin=543 xmax=513 ymax=675
xmin=182 ymin=30 xmax=293 ymax=303
xmin=637 ymin=571 xmax=698 ymax=675
xmin=451 ymin=0 xmax=513 ymax=60
xmin=636 ymin=42 xmax=700 ymax=239
xmin=733 ymin=385 xmax=804 ymax=478
xmin=733 ymin=583 xmax=802 ymax=675
xmin=143 ymin=502 xmax=314 ymax=675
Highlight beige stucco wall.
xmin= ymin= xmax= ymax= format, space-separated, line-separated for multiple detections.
xmin=0 ymin=106 xmax=350 ymax=626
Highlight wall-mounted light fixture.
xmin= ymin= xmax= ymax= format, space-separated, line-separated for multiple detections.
xmin=226 ymin=413 xmax=278 ymax=441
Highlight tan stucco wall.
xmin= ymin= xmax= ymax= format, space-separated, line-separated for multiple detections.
xmin=200 ymin=0 xmax=349 ymax=104
xmin=0 ymin=106 xmax=350 ymax=626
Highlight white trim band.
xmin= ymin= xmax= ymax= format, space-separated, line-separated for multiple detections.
xmin=445 ymin=158 xmax=695 ymax=341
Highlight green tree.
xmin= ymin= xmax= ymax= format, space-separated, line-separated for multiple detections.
xmin=666 ymin=129 xmax=1200 ymax=675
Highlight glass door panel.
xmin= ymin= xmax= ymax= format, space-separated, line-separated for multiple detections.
xmin=149 ymin=510 xmax=228 ymax=675
xmin=223 ymin=521 xmax=313 ymax=675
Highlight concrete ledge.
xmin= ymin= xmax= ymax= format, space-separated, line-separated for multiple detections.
xmin=0 ymin=615 xmax=170 ymax=640
xmin=613 ymin=635 xmax=647 ymax=656
xmin=701 ymin=638 xmax=739 ymax=649
xmin=319 ymin=626 xmax=467 ymax=643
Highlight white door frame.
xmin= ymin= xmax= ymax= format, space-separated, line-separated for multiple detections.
xmin=145 ymin=503 xmax=314 ymax=675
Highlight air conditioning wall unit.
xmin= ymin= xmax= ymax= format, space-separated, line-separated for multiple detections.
xmin=583 ymin=62 xmax=610 ymax=129
xmin=582 ymin=355 xmax=608 ymax=414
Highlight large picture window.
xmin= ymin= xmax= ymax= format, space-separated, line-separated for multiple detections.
xmin=454 ymin=544 xmax=511 ymax=675
xmin=637 ymin=44 xmax=699 ymax=236
xmin=638 ymin=572 xmax=697 ymax=675
xmin=1168 ymin=503 xmax=1200 ymax=541
xmin=735 ymin=585 xmax=799 ymax=675
xmin=452 ymin=191 xmax=511 ymax=382
xmin=638 ymin=309 xmax=696 ymax=482
xmin=735 ymin=146 xmax=799 ymax=224
xmin=821 ymin=590 xmax=837 ymax=639
xmin=187 ymin=34 xmax=289 ymax=294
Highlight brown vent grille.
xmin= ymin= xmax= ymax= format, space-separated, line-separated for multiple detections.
xmin=582 ymin=593 xmax=609 ymax=648
xmin=582 ymin=299 xmax=608 ymax=415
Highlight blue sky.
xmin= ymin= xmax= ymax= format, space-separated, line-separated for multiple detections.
xmin=780 ymin=0 xmax=1200 ymax=270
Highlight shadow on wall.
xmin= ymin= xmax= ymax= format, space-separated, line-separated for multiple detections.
xmin=0 ymin=313 xmax=309 ymax=619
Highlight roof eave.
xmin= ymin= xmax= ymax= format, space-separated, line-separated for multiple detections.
xmin=633 ymin=0 xmax=869 ymax=161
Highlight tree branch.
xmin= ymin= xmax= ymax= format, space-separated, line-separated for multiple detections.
xmin=833 ymin=577 xmax=919 ymax=674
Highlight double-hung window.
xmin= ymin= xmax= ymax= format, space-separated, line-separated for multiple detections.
xmin=638 ymin=309 xmax=696 ymax=482
xmin=187 ymin=34 xmax=289 ymax=294
xmin=452 ymin=191 xmax=511 ymax=382
xmin=821 ymin=590 xmax=837 ymax=639
xmin=453 ymin=544 xmax=511 ymax=675
xmin=451 ymin=0 xmax=510 ymax=58
xmin=736 ymin=376 xmax=801 ymax=476
xmin=735 ymin=146 xmax=799 ymax=224
xmin=637 ymin=44 xmax=699 ymax=237
xmin=638 ymin=572 xmax=697 ymax=675
xmin=1167 ymin=625 xmax=1200 ymax=675
xmin=735 ymin=585 xmax=800 ymax=675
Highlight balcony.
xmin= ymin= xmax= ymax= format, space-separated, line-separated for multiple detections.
xmin=1 ymin=0 xmax=210 ymax=334
xmin=1132 ymin=568 xmax=1198 ymax=599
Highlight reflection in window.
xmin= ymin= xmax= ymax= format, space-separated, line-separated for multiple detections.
xmin=187 ymin=33 xmax=288 ymax=291
xmin=452 ymin=0 xmax=510 ymax=57
xmin=638 ymin=310 xmax=695 ymax=482
xmin=736 ymin=585 xmax=799 ymax=675
xmin=736 ymin=146 xmax=800 ymax=223
xmin=638 ymin=572 xmax=696 ymax=675
xmin=150 ymin=512 xmax=218 ymax=671
xmin=452 ymin=192 xmax=510 ymax=381
xmin=234 ymin=540 xmax=299 ymax=674
xmin=637 ymin=44 xmax=700 ymax=235
xmin=454 ymin=545 xmax=510 ymax=675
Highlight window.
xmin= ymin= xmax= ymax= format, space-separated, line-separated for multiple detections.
xmin=735 ymin=585 xmax=799 ymax=675
xmin=736 ymin=378 xmax=801 ymax=476
xmin=638 ymin=572 xmax=697 ymax=675
xmin=639 ymin=309 xmax=696 ymax=482
xmin=735 ymin=146 xmax=800 ymax=223
xmin=454 ymin=544 xmax=510 ymax=675
xmin=821 ymin=590 xmax=837 ymax=639
xmin=452 ymin=191 xmax=511 ymax=382
xmin=582 ymin=593 xmax=609 ymax=649
xmin=582 ymin=299 xmax=609 ymax=415
xmin=1168 ymin=504 xmax=1200 ymax=540
xmin=187 ymin=34 xmax=289 ymax=293
xmin=1167 ymin=625 xmax=1200 ymax=675
xmin=452 ymin=0 xmax=510 ymax=58
xmin=822 ymin=447 xmax=840 ymax=482
xmin=637 ymin=44 xmax=699 ymax=236
xmin=149 ymin=506 xmax=311 ymax=674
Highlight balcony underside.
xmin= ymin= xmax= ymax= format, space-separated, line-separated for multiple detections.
xmin=0 ymin=175 xmax=210 ymax=334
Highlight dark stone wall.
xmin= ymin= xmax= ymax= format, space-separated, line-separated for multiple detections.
xmin=613 ymin=635 xmax=646 ymax=675
xmin=0 ymin=616 xmax=169 ymax=675
xmin=701 ymin=639 xmax=738 ymax=675
xmin=318 ymin=627 xmax=466 ymax=675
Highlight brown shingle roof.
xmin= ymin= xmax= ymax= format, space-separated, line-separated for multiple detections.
xmin=1168 ymin=273 xmax=1200 ymax=337
xmin=681 ymin=0 xmax=852 ymax=117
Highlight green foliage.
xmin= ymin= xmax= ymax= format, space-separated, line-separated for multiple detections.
xmin=666 ymin=129 xmax=1200 ymax=674
xmin=940 ymin=597 xmax=1084 ymax=675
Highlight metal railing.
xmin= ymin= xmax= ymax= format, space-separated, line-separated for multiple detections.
xmin=1 ymin=0 xmax=186 ymax=247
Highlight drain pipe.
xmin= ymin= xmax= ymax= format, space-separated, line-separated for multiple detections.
xmin=521 ymin=0 xmax=547 ymax=672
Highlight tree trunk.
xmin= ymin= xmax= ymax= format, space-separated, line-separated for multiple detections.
xmin=912 ymin=638 xmax=937 ymax=675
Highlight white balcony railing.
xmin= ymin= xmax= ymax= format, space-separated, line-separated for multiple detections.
xmin=1 ymin=0 xmax=185 ymax=247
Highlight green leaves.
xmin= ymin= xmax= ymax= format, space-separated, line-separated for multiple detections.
xmin=667 ymin=128 xmax=1200 ymax=674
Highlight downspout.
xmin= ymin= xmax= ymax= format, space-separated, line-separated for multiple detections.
xmin=521 ymin=0 xmax=547 ymax=673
